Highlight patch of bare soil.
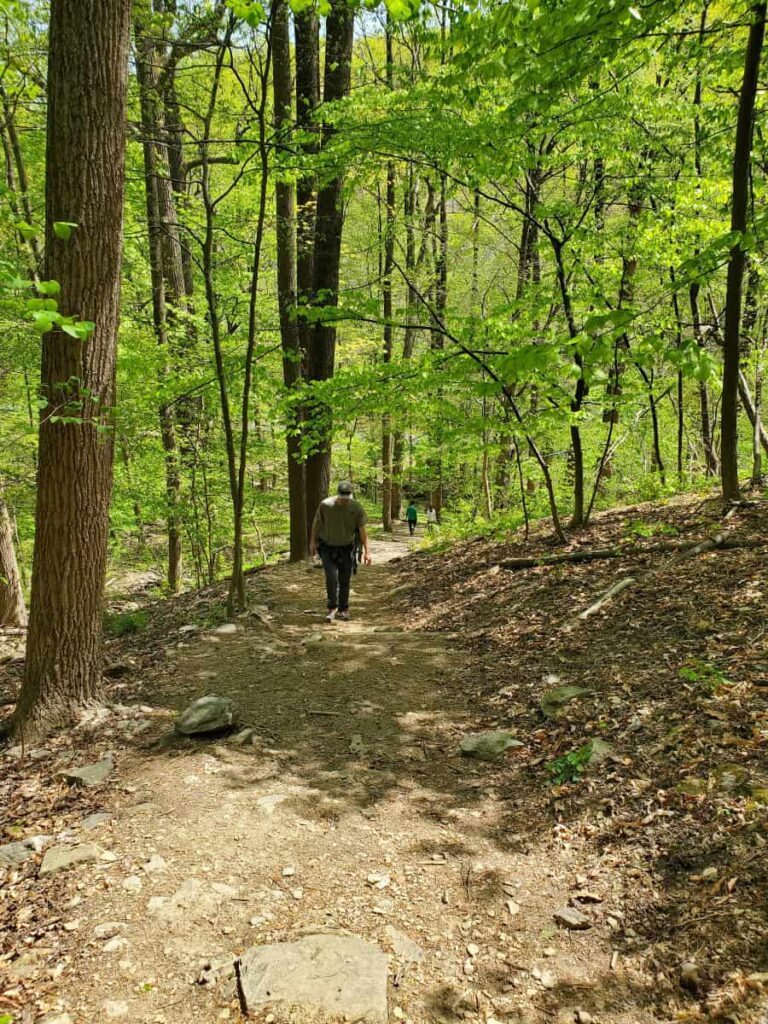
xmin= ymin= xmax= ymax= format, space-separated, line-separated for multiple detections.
xmin=1 ymin=505 xmax=767 ymax=1024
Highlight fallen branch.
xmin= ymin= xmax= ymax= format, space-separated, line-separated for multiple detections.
xmin=576 ymin=577 xmax=636 ymax=622
xmin=500 ymin=534 xmax=761 ymax=570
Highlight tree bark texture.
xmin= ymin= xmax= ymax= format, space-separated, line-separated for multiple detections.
xmin=273 ymin=0 xmax=308 ymax=561
xmin=15 ymin=0 xmax=132 ymax=734
xmin=721 ymin=2 xmax=766 ymax=501
xmin=305 ymin=0 xmax=354 ymax=521
xmin=136 ymin=18 xmax=183 ymax=592
xmin=0 ymin=496 xmax=26 ymax=627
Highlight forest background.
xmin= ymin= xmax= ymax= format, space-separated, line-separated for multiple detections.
xmin=0 ymin=0 xmax=767 ymax=724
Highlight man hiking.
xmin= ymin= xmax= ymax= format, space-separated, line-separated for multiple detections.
xmin=310 ymin=481 xmax=371 ymax=623
xmin=405 ymin=500 xmax=418 ymax=536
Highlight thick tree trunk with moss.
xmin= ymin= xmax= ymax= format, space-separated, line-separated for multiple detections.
xmin=14 ymin=0 xmax=131 ymax=736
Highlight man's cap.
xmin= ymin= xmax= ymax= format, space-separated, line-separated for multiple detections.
xmin=337 ymin=480 xmax=354 ymax=495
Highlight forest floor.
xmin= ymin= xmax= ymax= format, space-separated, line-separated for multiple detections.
xmin=1 ymin=496 xmax=768 ymax=1024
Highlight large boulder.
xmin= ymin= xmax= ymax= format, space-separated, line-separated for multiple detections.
xmin=174 ymin=696 xmax=234 ymax=736
xmin=237 ymin=934 xmax=388 ymax=1022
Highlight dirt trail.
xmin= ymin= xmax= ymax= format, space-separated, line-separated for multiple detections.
xmin=24 ymin=530 xmax=656 ymax=1024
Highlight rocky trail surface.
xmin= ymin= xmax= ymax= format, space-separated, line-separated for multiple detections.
xmin=2 ymin=505 xmax=768 ymax=1024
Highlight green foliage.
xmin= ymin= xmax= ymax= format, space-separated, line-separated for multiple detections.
xmin=624 ymin=519 xmax=679 ymax=540
xmin=104 ymin=609 xmax=149 ymax=637
xmin=678 ymin=659 xmax=730 ymax=695
xmin=548 ymin=742 xmax=595 ymax=785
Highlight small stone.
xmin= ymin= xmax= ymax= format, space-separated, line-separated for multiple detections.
xmin=122 ymin=875 xmax=143 ymax=893
xmin=291 ymin=888 xmax=304 ymax=900
xmin=104 ymin=937 xmax=128 ymax=953
xmin=231 ymin=727 xmax=255 ymax=745
xmin=94 ymin=922 xmax=126 ymax=940
xmin=543 ymin=946 xmax=556 ymax=957
xmin=463 ymin=957 xmax=474 ymax=976
xmin=104 ymin=1001 xmax=129 ymax=1018
xmin=0 ymin=836 xmax=47 ymax=866
xmin=553 ymin=906 xmax=592 ymax=930
xmin=179 ymin=624 xmax=199 ymax=634
xmin=282 ymin=865 xmax=296 ymax=877
xmin=63 ymin=920 xmax=81 ymax=932
xmin=680 ymin=961 xmax=701 ymax=991
xmin=366 ymin=872 xmax=390 ymax=889
xmin=59 ymin=755 xmax=113 ymax=788
xmin=505 ymin=899 xmax=521 ymax=916
xmin=466 ymin=943 xmax=480 ymax=957
xmin=100 ymin=850 xmax=118 ymax=862
xmin=540 ymin=970 xmax=555 ymax=989
xmin=385 ymin=925 xmax=424 ymax=963
xmin=576 ymin=1012 xmax=593 ymax=1024
xmin=213 ymin=623 xmax=237 ymax=636
xmin=256 ymin=794 xmax=288 ymax=814
xmin=143 ymin=854 xmax=167 ymax=874
xmin=40 ymin=843 xmax=100 ymax=877
xmin=460 ymin=731 xmax=523 ymax=760
xmin=540 ymin=686 xmax=592 ymax=719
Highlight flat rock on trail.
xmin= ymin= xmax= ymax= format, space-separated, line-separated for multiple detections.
xmin=10 ymin=532 xmax=656 ymax=1023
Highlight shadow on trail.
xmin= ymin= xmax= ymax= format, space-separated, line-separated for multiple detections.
xmin=116 ymin=510 xmax=768 ymax=1024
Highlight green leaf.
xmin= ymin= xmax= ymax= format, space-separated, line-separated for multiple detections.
xmin=53 ymin=221 xmax=78 ymax=241
xmin=37 ymin=280 xmax=61 ymax=297
xmin=15 ymin=220 xmax=37 ymax=241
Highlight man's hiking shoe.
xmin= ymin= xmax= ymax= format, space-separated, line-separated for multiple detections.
xmin=337 ymin=611 xmax=349 ymax=622
xmin=325 ymin=609 xmax=337 ymax=623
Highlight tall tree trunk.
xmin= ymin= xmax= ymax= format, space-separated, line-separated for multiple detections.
xmin=690 ymin=283 xmax=719 ymax=475
xmin=305 ymin=0 xmax=354 ymax=519
xmin=381 ymin=17 xmax=395 ymax=532
xmin=295 ymin=5 xmax=321 ymax=538
xmin=721 ymin=1 xmax=766 ymax=501
xmin=390 ymin=169 xmax=421 ymax=521
xmin=273 ymin=0 xmax=308 ymax=561
xmin=136 ymin=17 xmax=183 ymax=593
xmin=0 ymin=495 xmax=26 ymax=627
xmin=14 ymin=0 xmax=131 ymax=736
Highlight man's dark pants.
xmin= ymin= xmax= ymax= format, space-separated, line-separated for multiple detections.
xmin=319 ymin=542 xmax=353 ymax=611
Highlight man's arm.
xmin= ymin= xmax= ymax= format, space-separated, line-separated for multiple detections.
xmin=359 ymin=525 xmax=372 ymax=565
xmin=309 ymin=505 xmax=322 ymax=556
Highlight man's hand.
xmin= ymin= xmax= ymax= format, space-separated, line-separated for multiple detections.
xmin=364 ymin=549 xmax=372 ymax=566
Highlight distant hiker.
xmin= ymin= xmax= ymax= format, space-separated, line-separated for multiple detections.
xmin=310 ymin=481 xmax=371 ymax=623
xmin=426 ymin=504 xmax=438 ymax=531
xmin=405 ymin=500 xmax=418 ymax=535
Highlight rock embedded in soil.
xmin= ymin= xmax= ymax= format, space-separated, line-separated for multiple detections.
xmin=94 ymin=922 xmax=126 ymax=940
xmin=81 ymin=812 xmax=111 ymax=830
xmin=174 ymin=695 xmax=234 ymax=735
xmin=212 ymin=623 xmax=237 ymax=636
xmin=540 ymin=686 xmax=592 ymax=719
xmin=460 ymin=731 xmax=523 ymax=760
xmin=0 ymin=835 xmax=48 ymax=865
xmin=385 ymin=925 xmax=424 ymax=963
xmin=237 ymin=934 xmax=388 ymax=1022
xmin=40 ymin=843 xmax=100 ymax=877
xmin=553 ymin=906 xmax=592 ymax=930
xmin=59 ymin=755 xmax=113 ymax=788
